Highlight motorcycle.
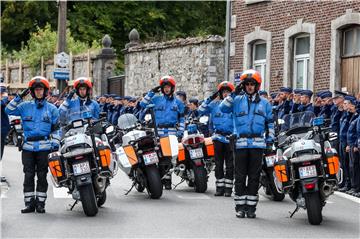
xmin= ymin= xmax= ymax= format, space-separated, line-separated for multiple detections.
xmin=115 ymin=113 xmax=178 ymax=199
xmin=48 ymin=108 xmax=117 ymax=216
xmin=260 ymin=150 xmax=286 ymax=201
xmin=174 ymin=117 xmax=215 ymax=193
xmin=260 ymin=107 xmax=285 ymax=201
xmin=273 ymin=111 xmax=342 ymax=225
xmin=7 ymin=115 xmax=23 ymax=147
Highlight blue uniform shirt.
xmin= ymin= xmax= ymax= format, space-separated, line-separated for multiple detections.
xmin=6 ymin=96 xmax=60 ymax=152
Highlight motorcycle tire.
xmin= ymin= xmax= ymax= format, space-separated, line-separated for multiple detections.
xmin=186 ymin=180 xmax=194 ymax=187
xmin=268 ymin=174 xmax=285 ymax=201
xmin=194 ymin=166 xmax=207 ymax=193
xmin=135 ymin=183 xmax=146 ymax=192
xmin=305 ymin=192 xmax=323 ymax=225
xmin=97 ymin=190 xmax=107 ymax=207
xmin=145 ymin=165 xmax=163 ymax=199
xmin=79 ymin=184 xmax=98 ymax=217
xmin=12 ymin=132 xmax=18 ymax=146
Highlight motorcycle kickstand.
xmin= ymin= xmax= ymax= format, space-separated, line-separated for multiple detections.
xmin=289 ymin=205 xmax=299 ymax=218
xmin=124 ymin=182 xmax=136 ymax=196
xmin=69 ymin=200 xmax=79 ymax=211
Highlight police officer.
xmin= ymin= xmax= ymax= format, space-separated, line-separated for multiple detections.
xmin=59 ymin=77 xmax=100 ymax=124
xmin=276 ymin=87 xmax=293 ymax=119
xmin=199 ymin=81 xmax=235 ymax=197
xmin=110 ymin=96 xmax=123 ymax=125
xmin=220 ymin=70 xmax=274 ymax=218
xmin=290 ymin=89 xmax=303 ymax=113
xmin=298 ymin=90 xmax=314 ymax=112
xmin=176 ymin=91 xmax=189 ymax=116
xmin=259 ymin=90 xmax=268 ymax=100
xmin=338 ymin=96 xmax=353 ymax=192
xmin=140 ymin=75 xmax=185 ymax=190
xmin=314 ymin=91 xmax=333 ymax=119
xmin=1 ymin=86 xmax=10 ymax=182
xmin=106 ymin=94 xmax=116 ymax=122
xmin=187 ymin=98 xmax=199 ymax=119
xmin=6 ymin=76 xmax=59 ymax=213
xmin=345 ymin=96 xmax=359 ymax=196
xmin=330 ymin=91 xmax=346 ymax=133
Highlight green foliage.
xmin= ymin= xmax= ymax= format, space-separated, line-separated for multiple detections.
xmin=1 ymin=1 xmax=226 ymax=72
xmin=8 ymin=24 xmax=101 ymax=71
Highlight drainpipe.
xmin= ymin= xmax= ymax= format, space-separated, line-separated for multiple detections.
xmin=224 ymin=0 xmax=232 ymax=81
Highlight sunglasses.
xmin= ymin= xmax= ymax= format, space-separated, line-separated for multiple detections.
xmin=244 ymin=82 xmax=256 ymax=86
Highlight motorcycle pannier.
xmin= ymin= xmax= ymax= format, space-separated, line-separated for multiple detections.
xmin=274 ymin=159 xmax=292 ymax=188
xmin=178 ymin=143 xmax=186 ymax=162
xmin=326 ymin=155 xmax=340 ymax=176
xmin=204 ymin=137 xmax=215 ymax=157
xmin=98 ymin=145 xmax=112 ymax=172
xmin=48 ymin=152 xmax=66 ymax=184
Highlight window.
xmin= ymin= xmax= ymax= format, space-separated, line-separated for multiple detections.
xmin=342 ymin=26 xmax=360 ymax=57
xmin=252 ymin=41 xmax=266 ymax=90
xmin=293 ymin=35 xmax=310 ymax=89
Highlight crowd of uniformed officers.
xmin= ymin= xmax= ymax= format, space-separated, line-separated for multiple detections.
xmin=1 ymin=70 xmax=359 ymax=218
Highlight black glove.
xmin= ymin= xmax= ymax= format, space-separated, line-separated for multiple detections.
xmin=265 ymin=143 xmax=274 ymax=155
xmin=67 ymin=89 xmax=76 ymax=100
xmin=209 ymin=91 xmax=219 ymax=101
xmin=151 ymin=86 xmax=161 ymax=93
xmin=19 ymin=88 xmax=30 ymax=99
xmin=235 ymin=84 xmax=243 ymax=95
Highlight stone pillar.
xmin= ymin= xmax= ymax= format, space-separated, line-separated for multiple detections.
xmin=123 ymin=29 xmax=140 ymax=95
xmin=92 ymin=34 xmax=117 ymax=96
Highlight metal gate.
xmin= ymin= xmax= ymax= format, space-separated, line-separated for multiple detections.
xmin=107 ymin=75 xmax=124 ymax=96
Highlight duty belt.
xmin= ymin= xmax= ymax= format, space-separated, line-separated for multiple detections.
xmin=158 ymin=124 xmax=176 ymax=128
xmin=214 ymin=130 xmax=232 ymax=136
xmin=238 ymin=134 xmax=262 ymax=138
xmin=27 ymin=136 xmax=48 ymax=142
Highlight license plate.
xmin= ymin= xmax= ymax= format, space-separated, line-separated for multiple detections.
xmin=15 ymin=125 xmax=22 ymax=130
xmin=73 ymin=162 xmax=91 ymax=176
xmin=189 ymin=148 xmax=204 ymax=159
xmin=143 ymin=152 xmax=159 ymax=165
xmin=299 ymin=165 xmax=317 ymax=179
xmin=265 ymin=155 xmax=276 ymax=167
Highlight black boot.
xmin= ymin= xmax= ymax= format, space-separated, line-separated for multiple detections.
xmin=35 ymin=203 xmax=45 ymax=213
xmin=235 ymin=205 xmax=247 ymax=218
xmin=214 ymin=187 xmax=224 ymax=196
xmin=164 ymin=179 xmax=172 ymax=190
xmin=21 ymin=200 xmax=35 ymax=214
xmin=224 ymin=188 xmax=232 ymax=197
xmin=246 ymin=206 xmax=256 ymax=219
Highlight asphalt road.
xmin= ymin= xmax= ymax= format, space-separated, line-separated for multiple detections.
xmin=1 ymin=146 xmax=359 ymax=238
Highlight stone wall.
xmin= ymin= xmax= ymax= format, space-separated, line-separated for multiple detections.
xmin=123 ymin=35 xmax=225 ymax=99
xmin=1 ymin=35 xmax=117 ymax=96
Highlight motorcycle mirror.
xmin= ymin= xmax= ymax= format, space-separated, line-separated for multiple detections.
xmin=277 ymin=119 xmax=285 ymax=125
xmin=199 ymin=116 xmax=209 ymax=124
xmin=144 ymin=114 xmax=152 ymax=122
xmin=105 ymin=125 xmax=115 ymax=134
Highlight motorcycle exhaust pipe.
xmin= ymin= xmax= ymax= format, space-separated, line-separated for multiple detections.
xmin=321 ymin=182 xmax=333 ymax=198
xmin=178 ymin=164 xmax=186 ymax=172
xmin=94 ymin=175 xmax=106 ymax=193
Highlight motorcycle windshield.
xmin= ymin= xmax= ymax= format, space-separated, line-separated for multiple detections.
xmin=117 ymin=113 xmax=138 ymax=130
xmin=279 ymin=111 xmax=316 ymax=133
xmin=60 ymin=105 xmax=93 ymax=126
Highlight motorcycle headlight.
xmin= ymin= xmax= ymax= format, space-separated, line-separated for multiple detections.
xmin=105 ymin=125 xmax=115 ymax=134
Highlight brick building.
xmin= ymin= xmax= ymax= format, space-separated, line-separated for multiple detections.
xmin=229 ymin=0 xmax=360 ymax=95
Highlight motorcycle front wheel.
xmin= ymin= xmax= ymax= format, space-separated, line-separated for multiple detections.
xmin=145 ymin=165 xmax=163 ymax=199
xmin=305 ymin=192 xmax=323 ymax=225
xmin=79 ymin=184 xmax=98 ymax=217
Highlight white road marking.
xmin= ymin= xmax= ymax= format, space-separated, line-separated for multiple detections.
xmin=176 ymin=194 xmax=212 ymax=200
xmin=334 ymin=191 xmax=360 ymax=204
